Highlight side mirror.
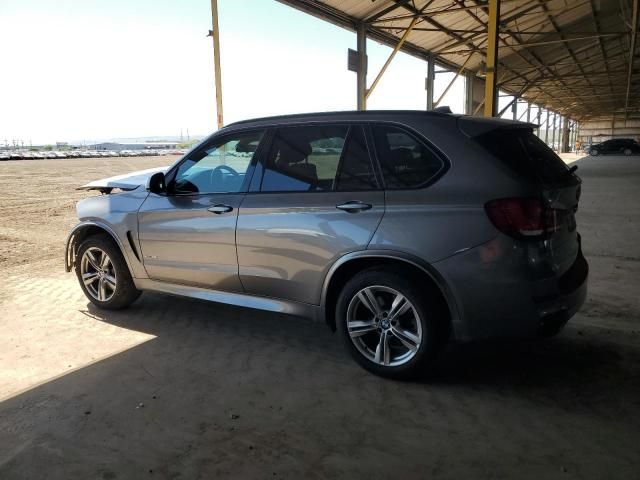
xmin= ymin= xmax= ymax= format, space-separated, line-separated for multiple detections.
xmin=147 ymin=171 xmax=166 ymax=194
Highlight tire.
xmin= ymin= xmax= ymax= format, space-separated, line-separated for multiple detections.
xmin=623 ymin=148 xmax=632 ymax=156
xmin=75 ymin=234 xmax=141 ymax=310
xmin=590 ymin=148 xmax=599 ymax=156
xmin=336 ymin=267 xmax=446 ymax=379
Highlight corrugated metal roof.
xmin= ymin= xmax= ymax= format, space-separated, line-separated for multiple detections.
xmin=276 ymin=0 xmax=639 ymax=120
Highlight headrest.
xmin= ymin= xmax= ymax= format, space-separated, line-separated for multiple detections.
xmin=277 ymin=138 xmax=312 ymax=166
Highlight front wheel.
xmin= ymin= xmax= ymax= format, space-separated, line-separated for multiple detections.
xmin=623 ymin=148 xmax=633 ymax=156
xmin=590 ymin=148 xmax=599 ymax=156
xmin=75 ymin=234 xmax=141 ymax=310
xmin=336 ymin=268 xmax=444 ymax=379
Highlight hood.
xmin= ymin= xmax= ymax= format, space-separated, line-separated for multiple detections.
xmin=78 ymin=166 xmax=170 ymax=192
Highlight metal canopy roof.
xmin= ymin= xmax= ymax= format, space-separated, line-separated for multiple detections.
xmin=277 ymin=0 xmax=640 ymax=120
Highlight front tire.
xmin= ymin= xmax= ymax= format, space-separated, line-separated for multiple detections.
xmin=624 ymin=148 xmax=633 ymax=156
xmin=590 ymin=148 xmax=599 ymax=156
xmin=75 ymin=234 xmax=141 ymax=310
xmin=336 ymin=268 xmax=445 ymax=379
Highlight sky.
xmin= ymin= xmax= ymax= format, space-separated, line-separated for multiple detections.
xmin=0 ymin=0 xmax=467 ymax=145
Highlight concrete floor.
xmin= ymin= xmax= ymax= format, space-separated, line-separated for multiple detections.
xmin=0 ymin=154 xmax=639 ymax=479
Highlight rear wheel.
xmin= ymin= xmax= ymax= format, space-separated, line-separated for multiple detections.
xmin=336 ymin=268 xmax=444 ymax=379
xmin=75 ymin=234 xmax=141 ymax=310
xmin=590 ymin=148 xmax=599 ymax=156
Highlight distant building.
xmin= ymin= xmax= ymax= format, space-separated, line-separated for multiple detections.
xmin=92 ymin=142 xmax=178 ymax=151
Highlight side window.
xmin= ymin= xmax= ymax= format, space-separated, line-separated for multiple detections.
xmin=259 ymin=125 xmax=378 ymax=193
xmin=172 ymin=130 xmax=264 ymax=194
xmin=260 ymin=125 xmax=348 ymax=192
xmin=372 ymin=125 xmax=444 ymax=189
xmin=335 ymin=126 xmax=378 ymax=191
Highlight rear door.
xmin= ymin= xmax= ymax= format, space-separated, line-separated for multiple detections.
xmin=137 ymin=130 xmax=265 ymax=291
xmin=236 ymin=124 xmax=384 ymax=305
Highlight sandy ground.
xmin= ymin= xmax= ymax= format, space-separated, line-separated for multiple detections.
xmin=0 ymin=154 xmax=639 ymax=479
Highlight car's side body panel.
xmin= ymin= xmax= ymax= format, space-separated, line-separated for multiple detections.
xmin=137 ymin=192 xmax=245 ymax=291
xmin=236 ymin=190 xmax=385 ymax=304
xmin=69 ymin=188 xmax=150 ymax=279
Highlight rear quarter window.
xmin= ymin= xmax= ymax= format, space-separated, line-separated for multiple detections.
xmin=371 ymin=124 xmax=445 ymax=189
xmin=473 ymin=128 xmax=570 ymax=184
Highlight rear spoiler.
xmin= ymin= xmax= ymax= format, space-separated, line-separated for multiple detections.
xmin=457 ymin=116 xmax=537 ymax=137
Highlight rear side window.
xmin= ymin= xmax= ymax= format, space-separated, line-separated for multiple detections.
xmin=372 ymin=125 xmax=445 ymax=189
xmin=474 ymin=128 xmax=570 ymax=184
xmin=260 ymin=125 xmax=377 ymax=192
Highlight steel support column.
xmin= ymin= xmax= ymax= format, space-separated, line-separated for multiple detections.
xmin=209 ymin=0 xmax=224 ymax=129
xmin=357 ymin=23 xmax=367 ymax=110
xmin=625 ymin=0 xmax=639 ymax=118
xmin=526 ymin=103 xmax=531 ymax=123
xmin=465 ymin=71 xmax=475 ymax=114
xmin=551 ymin=113 xmax=557 ymax=151
xmin=536 ymin=107 xmax=542 ymax=136
xmin=545 ymin=110 xmax=550 ymax=143
xmin=426 ymin=54 xmax=435 ymax=110
xmin=562 ymin=116 xmax=570 ymax=152
xmin=511 ymin=97 xmax=517 ymax=120
xmin=483 ymin=0 xmax=500 ymax=117
xmin=434 ymin=52 xmax=474 ymax=109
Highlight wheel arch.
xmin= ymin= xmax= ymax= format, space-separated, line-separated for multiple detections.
xmin=65 ymin=221 xmax=133 ymax=274
xmin=321 ymin=250 xmax=460 ymax=338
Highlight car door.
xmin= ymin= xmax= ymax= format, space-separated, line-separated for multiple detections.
xmin=137 ymin=129 xmax=265 ymax=291
xmin=602 ymin=140 xmax=618 ymax=153
xmin=236 ymin=124 xmax=384 ymax=305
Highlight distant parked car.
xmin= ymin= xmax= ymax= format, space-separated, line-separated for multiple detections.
xmin=589 ymin=138 xmax=640 ymax=156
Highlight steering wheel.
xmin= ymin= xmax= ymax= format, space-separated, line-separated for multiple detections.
xmin=209 ymin=164 xmax=239 ymax=189
xmin=212 ymin=164 xmax=239 ymax=177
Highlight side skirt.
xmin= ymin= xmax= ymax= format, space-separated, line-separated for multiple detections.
xmin=134 ymin=278 xmax=322 ymax=322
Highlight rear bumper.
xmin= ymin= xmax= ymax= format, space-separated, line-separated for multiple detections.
xmin=434 ymin=236 xmax=588 ymax=341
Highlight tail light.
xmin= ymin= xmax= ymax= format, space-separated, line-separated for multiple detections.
xmin=485 ymin=198 xmax=559 ymax=239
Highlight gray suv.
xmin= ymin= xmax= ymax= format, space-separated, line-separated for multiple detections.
xmin=65 ymin=111 xmax=588 ymax=378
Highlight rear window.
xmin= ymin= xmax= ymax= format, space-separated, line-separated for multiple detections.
xmin=473 ymin=128 xmax=570 ymax=184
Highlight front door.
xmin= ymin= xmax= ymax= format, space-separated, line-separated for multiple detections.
xmin=236 ymin=124 xmax=384 ymax=305
xmin=138 ymin=129 xmax=265 ymax=291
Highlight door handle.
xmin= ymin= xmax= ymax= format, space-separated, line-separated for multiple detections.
xmin=208 ymin=204 xmax=233 ymax=214
xmin=336 ymin=201 xmax=372 ymax=213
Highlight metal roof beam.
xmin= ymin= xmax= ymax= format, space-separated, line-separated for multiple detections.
xmin=364 ymin=0 xmax=412 ymax=23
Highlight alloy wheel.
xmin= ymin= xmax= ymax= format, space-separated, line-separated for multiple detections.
xmin=346 ymin=285 xmax=423 ymax=367
xmin=80 ymin=247 xmax=117 ymax=302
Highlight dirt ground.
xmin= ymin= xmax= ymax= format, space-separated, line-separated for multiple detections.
xmin=0 ymin=154 xmax=639 ymax=479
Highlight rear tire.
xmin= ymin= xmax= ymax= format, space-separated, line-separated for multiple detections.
xmin=590 ymin=148 xmax=599 ymax=156
xmin=336 ymin=267 xmax=445 ymax=379
xmin=75 ymin=234 xmax=141 ymax=310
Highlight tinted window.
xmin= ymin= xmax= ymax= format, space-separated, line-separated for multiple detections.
xmin=172 ymin=130 xmax=263 ymax=194
xmin=335 ymin=126 xmax=377 ymax=191
xmin=372 ymin=125 xmax=444 ymax=189
xmin=260 ymin=125 xmax=377 ymax=192
xmin=474 ymin=128 xmax=570 ymax=184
